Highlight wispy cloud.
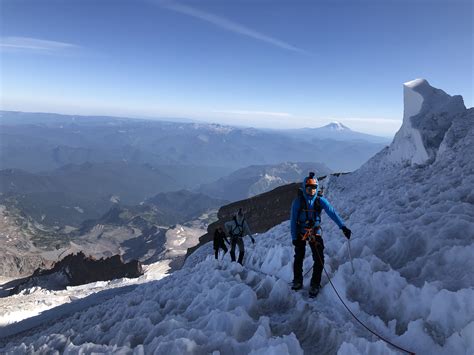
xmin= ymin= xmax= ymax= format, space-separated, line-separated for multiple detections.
xmin=0 ymin=36 xmax=80 ymax=54
xmin=161 ymin=2 xmax=308 ymax=54
xmin=214 ymin=110 xmax=293 ymax=117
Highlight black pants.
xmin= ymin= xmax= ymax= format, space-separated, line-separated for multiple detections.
xmin=230 ymin=237 xmax=245 ymax=264
xmin=293 ymin=235 xmax=325 ymax=287
xmin=214 ymin=240 xmax=228 ymax=259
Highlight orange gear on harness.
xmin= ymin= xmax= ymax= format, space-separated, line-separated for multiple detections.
xmin=301 ymin=226 xmax=323 ymax=244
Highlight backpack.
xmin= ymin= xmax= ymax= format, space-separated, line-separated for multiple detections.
xmin=230 ymin=216 xmax=245 ymax=238
xmin=297 ymin=188 xmax=322 ymax=228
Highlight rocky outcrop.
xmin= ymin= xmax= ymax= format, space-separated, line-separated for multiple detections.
xmin=185 ymin=182 xmax=299 ymax=258
xmin=10 ymin=252 xmax=143 ymax=295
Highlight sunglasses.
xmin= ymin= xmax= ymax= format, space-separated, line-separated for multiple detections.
xmin=306 ymin=185 xmax=318 ymax=189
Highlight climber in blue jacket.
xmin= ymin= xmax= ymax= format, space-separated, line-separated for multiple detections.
xmin=290 ymin=172 xmax=351 ymax=297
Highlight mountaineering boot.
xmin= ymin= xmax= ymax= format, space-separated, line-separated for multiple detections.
xmin=238 ymin=251 xmax=245 ymax=265
xmin=309 ymin=285 xmax=320 ymax=298
xmin=291 ymin=281 xmax=303 ymax=291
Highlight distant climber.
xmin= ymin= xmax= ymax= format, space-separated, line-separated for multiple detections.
xmin=213 ymin=226 xmax=229 ymax=259
xmin=224 ymin=208 xmax=255 ymax=265
xmin=290 ymin=172 xmax=351 ymax=298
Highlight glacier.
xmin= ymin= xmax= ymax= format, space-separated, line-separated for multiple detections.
xmin=1 ymin=80 xmax=473 ymax=354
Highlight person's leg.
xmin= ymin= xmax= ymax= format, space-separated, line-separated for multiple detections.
xmin=221 ymin=241 xmax=228 ymax=254
xmin=309 ymin=237 xmax=325 ymax=287
xmin=237 ymin=238 xmax=245 ymax=264
xmin=292 ymin=238 xmax=306 ymax=286
xmin=214 ymin=248 xmax=219 ymax=259
xmin=230 ymin=237 xmax=237 ymax=262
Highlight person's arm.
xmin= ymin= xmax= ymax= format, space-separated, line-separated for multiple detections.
xmin=319 ymin=197 xmax=345 ymax=228
xmin=290 ymin=198 xmax=299 ymax=240
xmin=222 ymin=231 xmax=229 ymax=244
xmin=243 ymin=220 xmax=255 ymax=243
xmin=243 ymin=220 xmax=252 ymax=236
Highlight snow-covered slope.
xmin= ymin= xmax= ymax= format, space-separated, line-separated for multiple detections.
xmin=1 ymin=80 xmax=473 ymax=354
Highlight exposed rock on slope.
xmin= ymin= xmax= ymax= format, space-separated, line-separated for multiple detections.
xmin=11 ymin=252 xmax=143 ymax=295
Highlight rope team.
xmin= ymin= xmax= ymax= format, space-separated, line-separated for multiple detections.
xmin=213 ymin=171 xmax=351 ymax=299
xmin=212 ymin=171 xmax=415 ymax=354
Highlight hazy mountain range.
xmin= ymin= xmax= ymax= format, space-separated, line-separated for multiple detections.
xmin=0 ymin=110 xmax=390 ymax=275
xmin=0 ymin=111 xmax=388 ymax=173
xmin=0 ymin=162 xmax=229 ymax=227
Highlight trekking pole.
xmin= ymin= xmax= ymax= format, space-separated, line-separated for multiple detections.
xmin=347 ymin=239 xmax=354 ymax=273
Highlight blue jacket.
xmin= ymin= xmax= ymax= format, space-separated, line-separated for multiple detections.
xmin=290 ymin=178 xmax=345 ymax=240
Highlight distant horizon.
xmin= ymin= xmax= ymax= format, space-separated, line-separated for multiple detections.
xmin=0 ymin=108 xmax=396 ymax=139
xmin=2 ymin=0 xmax=471 ymax=138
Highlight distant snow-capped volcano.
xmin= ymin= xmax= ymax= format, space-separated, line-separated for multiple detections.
xmin=285 ymin=121 xmax=390 ymax=144
xmin=321 ymin=121 xmax=351 ymax=131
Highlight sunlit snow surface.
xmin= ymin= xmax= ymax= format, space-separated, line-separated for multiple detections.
xmin=1 ymin=92 xmax=473 ymax=354
xmin=0 ymin=260 xmax=171 ymax=329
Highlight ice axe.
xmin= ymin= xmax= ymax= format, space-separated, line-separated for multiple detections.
xmin=347 ymin=239 xmax=355 ymax=273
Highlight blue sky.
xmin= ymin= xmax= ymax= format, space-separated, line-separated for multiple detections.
xmin=1 ymin=0 xmax=472 ymax=136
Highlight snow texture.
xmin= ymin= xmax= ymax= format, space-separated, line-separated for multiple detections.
xmin=0 ymin=260 xmax=171 ymax=331
xmin=1 ymin=80 xmax=473 ymax=354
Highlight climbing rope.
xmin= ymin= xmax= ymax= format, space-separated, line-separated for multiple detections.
xmin=311 ymin=240 xmax=416 ymax=355
xmin=224 ymin=233 xmax=415 ymax=354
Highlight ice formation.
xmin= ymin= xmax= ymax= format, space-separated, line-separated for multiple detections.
xmin=387 ymin=78 xmax=466 ymax=165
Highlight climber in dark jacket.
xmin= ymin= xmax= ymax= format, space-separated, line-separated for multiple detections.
xmin=290 ymin=172 xmax=351 ymax=297
xmin=224 ymin=208 xmax=254 ymax=265
xmin=213 ymin=226 xmax=229 ymax=259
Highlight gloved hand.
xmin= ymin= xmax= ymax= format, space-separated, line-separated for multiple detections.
xmin=341 ymin=226 xmax=351 ymax=240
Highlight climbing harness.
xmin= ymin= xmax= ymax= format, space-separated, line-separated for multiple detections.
xmin=301 ymin=227 xmax=323 ymax=278
xmin=301 ymin=226 xmax=322 ymax=244
xmin=296 ymin=188 xmax=322 ymax=231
